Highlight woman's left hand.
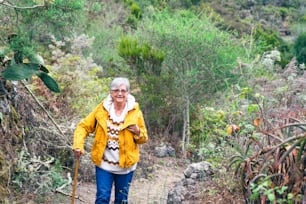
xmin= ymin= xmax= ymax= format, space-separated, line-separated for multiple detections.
xmin=127 ymin=124 xmax=140 ymax=136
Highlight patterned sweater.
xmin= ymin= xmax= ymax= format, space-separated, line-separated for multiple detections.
xmin=100 ymin=102 xmax=136 ymax=174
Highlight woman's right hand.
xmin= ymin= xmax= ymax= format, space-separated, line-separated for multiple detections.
xmin=73 ymin=148 xmax=82 ymax=159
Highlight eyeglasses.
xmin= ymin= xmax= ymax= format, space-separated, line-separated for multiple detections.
xmin=111 ymin=89 xmax=128 ymax=94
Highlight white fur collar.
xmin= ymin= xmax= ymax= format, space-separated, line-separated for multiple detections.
xmin=103 ymin=94 xmax=136 ymax=113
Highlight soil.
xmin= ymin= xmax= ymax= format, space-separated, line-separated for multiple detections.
xmin=51 ymin=156 xmax=185 ymax=204
xmin=48 ymin=155 xmax=245 ymax=204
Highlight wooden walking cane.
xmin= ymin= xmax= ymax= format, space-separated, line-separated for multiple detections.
xmin=71 ymin=157 xmax=79 ymax=204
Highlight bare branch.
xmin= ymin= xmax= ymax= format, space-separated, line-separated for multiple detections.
xmin=21 ymin=81 xmax=70 ymax=145
xmin=0 ymin=0 xmax=45 ymax=9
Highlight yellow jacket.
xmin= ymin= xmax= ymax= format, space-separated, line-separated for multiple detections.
xmin=72 ymin=95 xmax=148 ymax=168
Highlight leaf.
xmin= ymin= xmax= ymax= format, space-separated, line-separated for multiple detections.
xmin=1 ymin=63 xmax=40 ymax=80
xmin=267 ymin=192 xmax=275 ymax=202
xmin=37 ymin=72 xmax=61 ymax=93
xmin=228 ymin=157 xmax=243 ymax=169
xmin=39 ymin=64 xmax=49 ymax=73
xmin=247 ymin=104 xmax=259 ymax=114
xmin=253 ymin=118 xmax=262 ymax=127
xmin=14 ymin=51 xmax=24 ymax=64
xmin=226 ymin=125 xmax=233 ymax=135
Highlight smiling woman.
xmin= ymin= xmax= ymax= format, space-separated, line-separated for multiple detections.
xmin=72 ymin=77 xmax=148 ymax=204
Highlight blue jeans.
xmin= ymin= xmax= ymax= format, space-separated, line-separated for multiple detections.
xmin=95 ymin=166 xmax=134 ymax=204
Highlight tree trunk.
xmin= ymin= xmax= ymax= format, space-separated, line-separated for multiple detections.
xmin=182 ymin=95 xmax=190 ymax=156
xmin=182 ymin=106 xmax=186 ymax=154
xmin=186 ymin=96 xmax=190 ymax=151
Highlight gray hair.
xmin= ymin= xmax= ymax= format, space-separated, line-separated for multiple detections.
xmin=110 ymin=77 xmax=130 ymax=92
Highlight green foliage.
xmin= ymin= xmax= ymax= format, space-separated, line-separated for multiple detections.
xmin=0 ymin=1 xmax=83 ymax=93
xmin=12 ymin=149 xmax=68 ymax=195
xmin=36 ymin=72 xmax=61 ymax=93
xmin=227 ymin=86 xmax=305 ymax=203
xmin=254 ymin=27 xmax=282 ymax=51
xmin=136 ymin=74 xmax=175 ymax=132
xmin=19 ymin=0 xmax=85 ymax=38
xmin=124 ymin=1 xmax=142 ymax=28
xmin=83 ymin=2 xmax=127 ymax=73
xmin=1 ymin=61 xmax=60 ymax=93
xmin=140 ymin=9 xmax=249 ymax=92
xmin=196 ymin=1 xmax=299 ymax=67
xmin=278 ymin=0 xmax=301 ymax=8
xmin=89 ymin=25 xmax=123 ymax=68
xmin=0 ymin=52 xmax=60 ymax=93
xmin=279 ymin=7 xmax=289 ymax=19
xmin=293 ymin=32 xmax=306 ymax=64
xmin=1 ymin=63 xmax=42 ymax=80
xmin=55 ymin=66 xmax=110 ymax=117
xmin=118 ymin=36 xmax=165 ymax=76
xmin=127 ymin=15 xmax=139 ymax=29
xmin=50 ymin=160 xmax=67 ymax=189
xmin=118 ymin=37 xmax=141 ymax=59
xmin=301 ymin=15 xmax=306 ymax=22
xmin=131 ymin=2 xmax=142 ymax=19
xmin=290 ymin=22 xmax=306 ymax=37
xmin=190 ymin=107 xmax=228 ymax=160
xmin=250 ymin=179 xmax=302 ymax=204
xmin=253 ymin=26 xmax=292 ymax=67
xmin=195 ymin=3 xmax=223 ymax=23
xmin=0 ymin=0 xmax=85 ymax=52
xmin=131 ymin=9 xmax=251 ymax=137
xmin=117 ymin=35 xmax=169 ymax=132
xmin=92 ymin=2 xmax=102 ymax=13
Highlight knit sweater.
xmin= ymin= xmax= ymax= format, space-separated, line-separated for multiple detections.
xmin=100 ymin=96 xmax=136 ymax=174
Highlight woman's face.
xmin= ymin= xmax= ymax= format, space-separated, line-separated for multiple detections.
xmin=110 ymin=84 xmax=129 ymax=104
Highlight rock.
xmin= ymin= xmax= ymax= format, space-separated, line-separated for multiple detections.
xmin=167 ymin=161 xmax=214 ymax=203
xmin=153 ymin=144 xmax=176 ymax=158
xmin=183 ymin=161 xmax=214 ymax=181
xmin=167 ymin=180 xmax=187 ymax=204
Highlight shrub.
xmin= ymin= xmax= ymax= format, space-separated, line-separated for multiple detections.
xmin=293 ymin=32 xmax=306 ymax=64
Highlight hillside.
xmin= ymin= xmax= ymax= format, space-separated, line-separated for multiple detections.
xmin=0 ymin=0 xmax=305 ymax=203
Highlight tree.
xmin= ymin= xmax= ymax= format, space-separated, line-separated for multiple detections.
xmin=0 ymin=0 xmax=85 ymax=91
xmin=136 ymin=10 xmax=249 ymax=153
xmin=117 ymin=36 xmax=168 ymax=133
xmin=0 ymin=0 xmax=84 ymax=40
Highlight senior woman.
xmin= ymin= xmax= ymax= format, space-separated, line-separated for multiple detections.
xmin=72 ymin=77 xmax=148 ymax=204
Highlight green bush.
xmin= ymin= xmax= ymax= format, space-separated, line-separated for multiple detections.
xmin=293 ymin=32 xmax=306 ymax=64
xmin=254 ymin=27 xmax=281 ymax=51
xmin=118 ymin=36 xmax=164 ymax=76
xmin=253 ymin=26 xmax=292 ymax=67
xmin=301 ymin=15 xmax=306 ymax=22
xmin=131 ymin=2 xmax=142 ymax=19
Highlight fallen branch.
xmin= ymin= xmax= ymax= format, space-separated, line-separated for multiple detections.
xmin=56 ymin=188 xmax=85 ymax=202
xmin=55 ymin=173 xmax=85 ymax=202
xmin=57 ymin=172 xmax=72 ymax=191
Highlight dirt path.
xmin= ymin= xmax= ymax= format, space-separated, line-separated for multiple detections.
xmin=59 ymin=157 xmax=185 ymax=204
xmin=48 ymin=155 xmax=246 ymax=204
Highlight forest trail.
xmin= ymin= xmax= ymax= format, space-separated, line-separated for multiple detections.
xmin=55 ymin=157 xmax=185 ymax=204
